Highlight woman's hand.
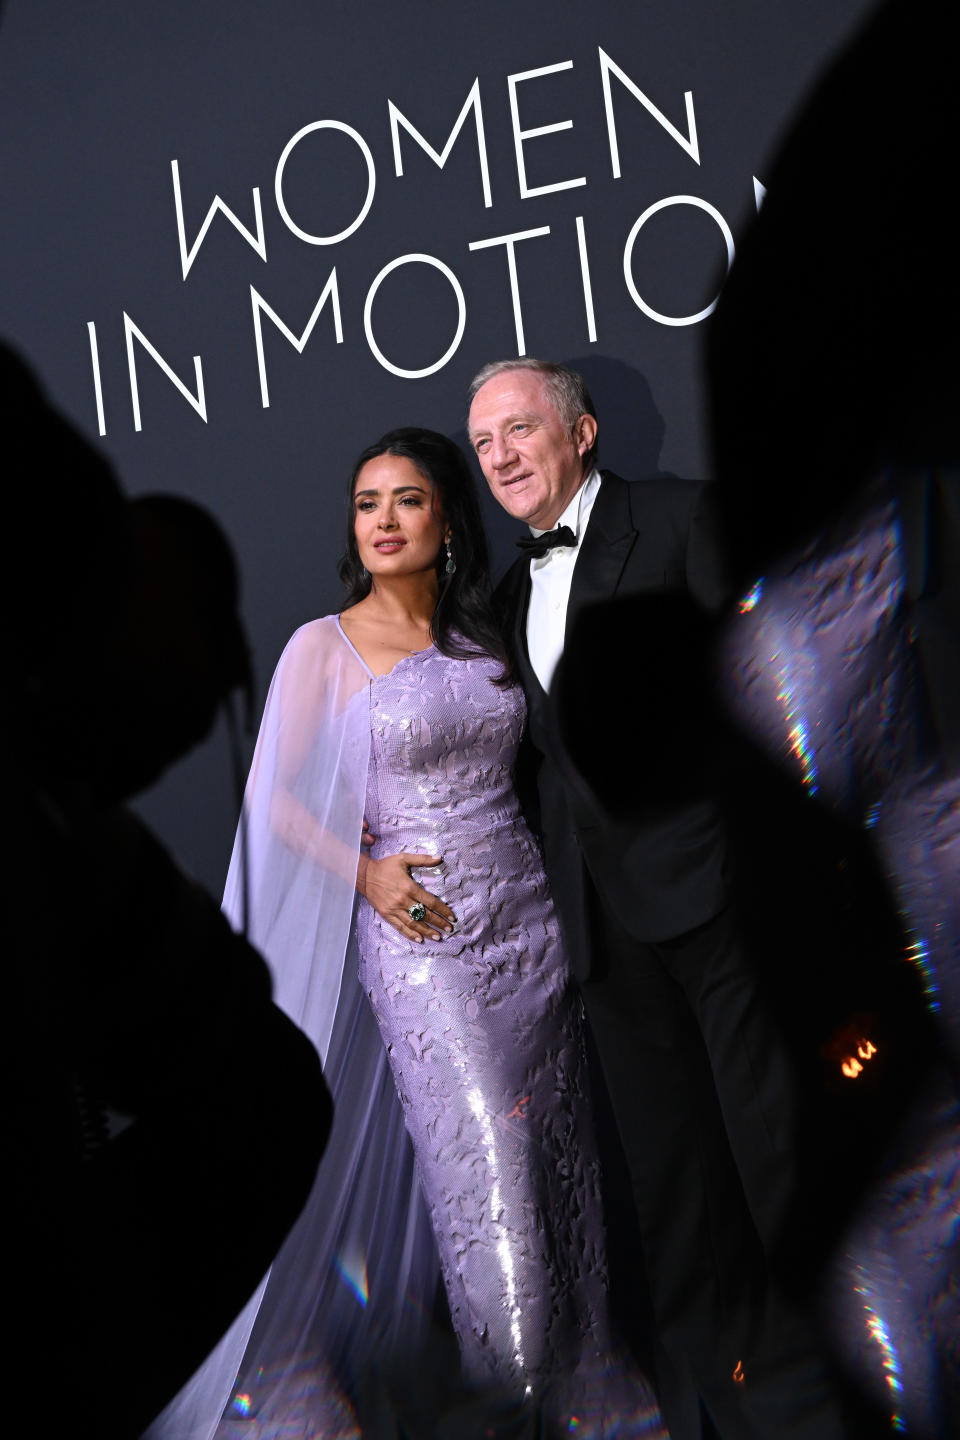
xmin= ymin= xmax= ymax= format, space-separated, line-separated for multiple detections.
xmin=356 ymin=851 xmax=457 ymax=943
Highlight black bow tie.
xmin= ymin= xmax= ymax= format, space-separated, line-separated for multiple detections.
xmin=515 ymin=524 xmax=577 ymax=559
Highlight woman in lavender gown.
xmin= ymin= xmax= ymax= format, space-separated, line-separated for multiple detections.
xmin=340 ymin=427 xmax=614 ymax=1416
xmin=152 ymin=429 xmax=663 ymax=1440
xmin=346 ymin=430 xmax=611 ymax=1395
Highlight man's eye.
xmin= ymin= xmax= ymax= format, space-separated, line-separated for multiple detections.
xmin=512 ymin=423 xmax=528 ymax=434
xmin=474 ymin=439 xmax=489 ymax=453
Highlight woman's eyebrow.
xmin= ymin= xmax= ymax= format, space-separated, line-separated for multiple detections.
xmin=354 ymin=484 xmax=429 ymax=498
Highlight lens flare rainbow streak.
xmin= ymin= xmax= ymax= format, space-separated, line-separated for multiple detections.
xmin=904 ymin=933 xmax=938 ymax=1013
xmin=853 ymin=1268 xmax=905 ymax=1432
xmin=772 ymin=653 xmax=818 ymax=795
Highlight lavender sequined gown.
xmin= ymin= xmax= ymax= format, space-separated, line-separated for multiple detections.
xmin=351 ymin=638 xmax=628 ymax=1423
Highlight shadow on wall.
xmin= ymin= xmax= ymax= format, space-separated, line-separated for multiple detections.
xmin=566 ymin=355 xmax=665 ymax=482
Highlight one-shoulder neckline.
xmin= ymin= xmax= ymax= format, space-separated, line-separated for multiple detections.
xmin=336 ymin=614 xmax=436 ymax=681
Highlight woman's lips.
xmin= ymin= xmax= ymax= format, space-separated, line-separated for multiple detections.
xmin=373 ymin=539 xmax=406 ymax=550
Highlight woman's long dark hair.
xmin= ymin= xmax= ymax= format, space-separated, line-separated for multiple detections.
xmin=338 ymin=426 xmax=511 ymax=680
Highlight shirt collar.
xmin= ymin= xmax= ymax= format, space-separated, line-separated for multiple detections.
xmin=529 ymin=468 xmax=601 ymax=544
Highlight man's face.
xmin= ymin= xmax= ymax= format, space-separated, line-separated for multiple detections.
xmin=468 ymin=369 xmax=596 ymax=530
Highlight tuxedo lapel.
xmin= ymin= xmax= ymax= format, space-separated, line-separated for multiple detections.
xmin=499 ymin=473 xmax=638 ymax=726
xmin=566 ymin=472 xmax=637 ymax=637
xmin=497 ymin=557 xmax=532 ymax=671
xmin=497 ymin=557 xmax=548 ymax=728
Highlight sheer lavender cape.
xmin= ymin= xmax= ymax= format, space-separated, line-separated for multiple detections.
xmin=145 ymin=617 xmax=438 ymax=1439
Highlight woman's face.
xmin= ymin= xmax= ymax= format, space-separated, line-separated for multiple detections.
xmin=353 ymin=452 xmax=446 ymax=580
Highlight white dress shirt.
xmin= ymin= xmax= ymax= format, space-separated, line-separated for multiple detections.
xmin=526 ymin=468 xmax=601 ymax=692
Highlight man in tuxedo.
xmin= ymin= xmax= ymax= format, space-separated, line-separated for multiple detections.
xmin=467 ymin=358 xmax=845 ymax=1440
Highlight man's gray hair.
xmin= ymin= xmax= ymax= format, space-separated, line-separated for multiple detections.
xmin=468 ymin=358 xmax=599 ymax=473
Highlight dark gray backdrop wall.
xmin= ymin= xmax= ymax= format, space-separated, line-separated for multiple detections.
xmin=1 ymin=0 xmax=876 ymax=890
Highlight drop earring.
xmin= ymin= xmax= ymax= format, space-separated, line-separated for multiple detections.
xmin=444 ymin=537 xmax=456 ymax=576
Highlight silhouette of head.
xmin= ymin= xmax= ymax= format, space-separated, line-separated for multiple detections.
xmin=1 ymin=342 xmax=251 ymax=802
xmin=1 ymin=340 xmax=128 ymax=685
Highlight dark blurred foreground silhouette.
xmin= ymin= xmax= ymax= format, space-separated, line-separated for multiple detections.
xmin=553 ymin=1 xmax=958 ymax=1433
xmin=4 ymin=342 xmax=331 ymax=1439
xmin=706 ymin=1 xmax=959 ymax=1431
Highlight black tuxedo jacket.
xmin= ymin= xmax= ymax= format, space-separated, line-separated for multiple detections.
xmin=496 ymin=470 xmax=731 ymax=978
